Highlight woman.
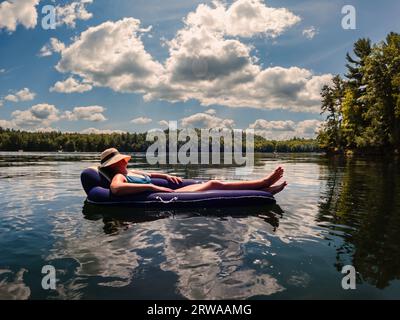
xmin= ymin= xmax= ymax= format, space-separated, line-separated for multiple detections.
xmin=100 ymin=148 xmax=287 ymax=196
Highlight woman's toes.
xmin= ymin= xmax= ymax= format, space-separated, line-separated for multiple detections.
xmin=269 ymin=181 xmax=287 ymax=194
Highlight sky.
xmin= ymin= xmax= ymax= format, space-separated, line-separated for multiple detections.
xmin=0 ymin=0 xmax=399 ymax=139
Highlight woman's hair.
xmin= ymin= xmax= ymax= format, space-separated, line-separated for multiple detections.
xmin=100 ymin=166 xmax=116 ymax=181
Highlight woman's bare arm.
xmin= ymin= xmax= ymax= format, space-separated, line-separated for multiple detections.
xmin=110 ymin=174 xmax=173 ymax=196
xmin=129 ymin=169 xmax=162 ymax=178
xmin=129 ymin=169 xmax=183 ymax=184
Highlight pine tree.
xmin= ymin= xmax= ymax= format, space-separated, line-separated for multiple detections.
xmin=318 ymin=75 xmax=345 ymax=153
xmin=318 ymin=32 xmax=400 ymax=154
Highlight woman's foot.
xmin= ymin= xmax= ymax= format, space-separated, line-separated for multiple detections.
xmin=263 ymin=166 xmax=284 ymax=187
xmin=264 ymin=181 xmax=287 ymax=195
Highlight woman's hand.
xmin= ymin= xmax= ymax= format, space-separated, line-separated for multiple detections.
xmin=164 ymin=174 xmax=183 ymax=184
xmin=153 ymin=185 xmax=175 ymax=193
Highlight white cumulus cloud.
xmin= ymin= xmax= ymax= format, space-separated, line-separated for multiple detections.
xmin=56 ymin=18 xmax=162 ymax=93
xmin=63 ymin=105 xmax=107 ymax=121
xmin=39 ymin=38 xmax=65 ymax=57
xmin=185 ymin=0 xmax=300 ymax=38
xmin=55 ymin=0 xmax=93 ymax=28
xmin=52 ymin=0 xmax=332 ymax=113
xmin=2 ymin=103 xmax=108 ymax=130
xmin=158 ymin=120 xmax=169 ymax=128
xmin=180 ymin=112 xmax=235 ymax=129
xmin=34 ymin=127 xmax=59 ymax=132
xmin=302 ymin=26 xmax=318 ymax=39
xmin=0 ymin=119 xmax=13 ymax=128
xmin=204 ymin=108 xmax=216 ymax=115
xmin=144 ymin=0 xmax=331 ymax=112
xmin=80 ymin=127 xmax=125 ymax=134
xmin=11 ymin=103 xmax=60 ymax=128
xmin=249 ymin=118 xmax=322 ymax=140
xmin=5 ymin=88 xmax=36 ymax=102
xmin=0 ymin=0 xmax=40 ymax=32
xmin=130 ymin=117 xmax=152 ymax=124
xmin=50 ymin=77 xmax=92 ymax=93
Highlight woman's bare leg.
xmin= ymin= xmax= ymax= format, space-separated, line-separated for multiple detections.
xmin=263 ymin=181 xmax=288 ymax=195
xmin=175 ymin=167 xmax=284 ymax=192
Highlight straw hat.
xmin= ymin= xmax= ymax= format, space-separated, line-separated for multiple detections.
xmin=100 ymin=148 xmax=131 ymax=168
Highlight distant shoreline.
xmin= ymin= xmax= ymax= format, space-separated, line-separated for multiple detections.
xmin=0 ymin=127 xmax=320 ymax=153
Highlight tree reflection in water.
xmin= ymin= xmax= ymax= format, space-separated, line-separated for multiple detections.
xmin=317 ymin=155 xmax=400 ymax=289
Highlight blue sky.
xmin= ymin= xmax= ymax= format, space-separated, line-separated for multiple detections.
xmin=1 ymin=0 xmax=399 ymax=139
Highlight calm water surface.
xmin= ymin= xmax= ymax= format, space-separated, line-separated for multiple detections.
xmin=0 ymin=152 xmax=399 ymax=299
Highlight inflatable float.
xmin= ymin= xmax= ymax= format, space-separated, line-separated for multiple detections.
xmin=81 ymin=167 xmax=276 ymax=208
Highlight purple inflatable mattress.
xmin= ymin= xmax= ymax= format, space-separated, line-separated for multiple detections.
xmin=81 ymin=167 xmax=276 ymax=207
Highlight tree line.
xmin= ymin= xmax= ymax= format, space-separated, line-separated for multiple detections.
xmin=317 ymin=32 xmax=400 ymax=154
xmin=0 ymin=127 xmax=319 ymax=153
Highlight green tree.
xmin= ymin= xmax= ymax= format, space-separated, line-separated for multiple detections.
xmin=318 ymin=75 xmax=345 ymax=153
xmin=318 ymin=32 xmax=400 ymax=154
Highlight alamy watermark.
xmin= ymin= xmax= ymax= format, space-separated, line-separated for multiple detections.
xmin=40 ymin=4 xmax=358 ymax=31
xmin=145 ymin=121 xmax=254 ymax=175
xmin=39 ymin=263 xmax=358 ymax=292
xmin=342 ymin=5 xmax=356 ymax=30
xmin=341 ymin=265 xmax=357 ymax=290
xmin=41 ymin=5 xmax=57 ymax=30
xmin=41 ymin=265 xmax=57 ymax=290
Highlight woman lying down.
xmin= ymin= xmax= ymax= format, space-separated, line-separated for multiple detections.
xmin=99 ymin=148 xmax=287 ymax=196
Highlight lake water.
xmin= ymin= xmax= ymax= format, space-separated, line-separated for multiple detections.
xmin=0 ymin=152 xmax=399 ymax=299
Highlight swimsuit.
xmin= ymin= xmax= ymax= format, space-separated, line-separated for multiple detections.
xmin=126 ymin=174 xmax=151 ymax=184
